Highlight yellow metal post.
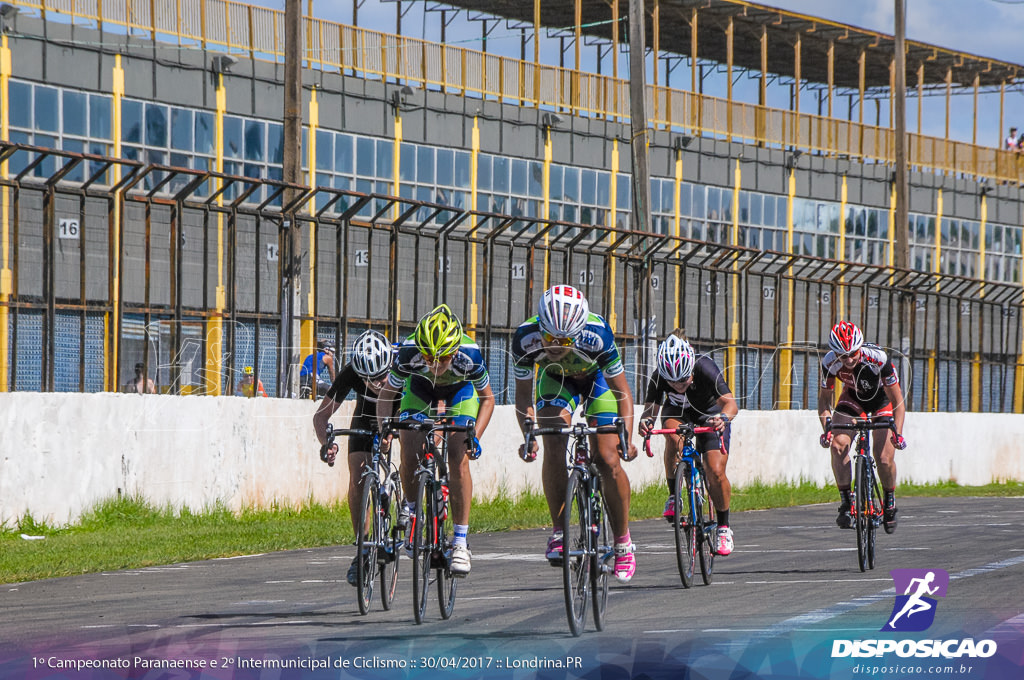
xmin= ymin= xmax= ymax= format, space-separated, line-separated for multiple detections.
xmin=673 ymin=148 xmax=682 ymax=330
xmin=972 ymin=195 xmax=988 ymax=412
xmin=0 ymin=33 xmax=10 ymax=391
xmin=778 ymin=168 xmax=796 ymax=408
xmin=607 ymin=139 xmax=618 ymax=328
xmin=469 ymin=115 xmax=480 ymax=333
xmin=542 ymin=124 xmax=552 ymax=289
xmin=928 ymin=190 xmax=943 ymax=412
xmin=302 ymin=88 xmax=319 ymax=360
xmin=108 ymin=54 xmax=126 ymax=392
xmin=838 ymin=175 xmax=847 ymax=314
xmin=727 ymin=159 xmax=740 ymax=393
xmin=205 ymin=71 xmax=228 ymax=396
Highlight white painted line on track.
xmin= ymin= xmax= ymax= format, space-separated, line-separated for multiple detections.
xmin=459 ymin=596 xmax=521 ymax=601
xmin=214 ymin=554 xmax=267 ymax=560
xmin=265 ymin=580 xmax=296 ymax=584
xmin=174 ymin=621 xmax=314 ymax=628
xmin=301 ymin=579 xmax=346 ymax=583
xmin=745 ymin=579 xmax=891 ymax=585
xmin=235 ymin=600 xmax=286 ymax=605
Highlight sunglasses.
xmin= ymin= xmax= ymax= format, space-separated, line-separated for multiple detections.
xmin=542 ymin=331 xmax=575 ymax=347
xmin=420 ymin=351 xmax=455 ymax=363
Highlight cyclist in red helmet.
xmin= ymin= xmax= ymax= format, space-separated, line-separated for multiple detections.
xmin=817 ymin=321 xmax=907 ymax=533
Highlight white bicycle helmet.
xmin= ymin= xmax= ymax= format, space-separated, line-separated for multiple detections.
xmin=350 ymin=330 xmax=395 ymax=379
xmin=657 ymin=335 xmax=696 ymax=382
xmin=828 ymin=321 xmax=864 ymax=356
xmin=537 ymin=285 xmax=590 ymax=339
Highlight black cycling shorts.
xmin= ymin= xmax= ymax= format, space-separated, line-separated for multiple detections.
xmin=346 ymin=414 xmax=377 ymax=455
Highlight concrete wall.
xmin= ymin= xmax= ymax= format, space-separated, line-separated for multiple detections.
xmin=2 ymin=394 xmax=1021 ymax=526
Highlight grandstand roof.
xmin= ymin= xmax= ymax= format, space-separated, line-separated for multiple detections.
xmin=439 ymin=0 xmax=1023 ymax=90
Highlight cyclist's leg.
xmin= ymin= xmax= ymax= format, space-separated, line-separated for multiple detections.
xmin=583 ymin=375 xmax=630 ymax=536
xmin=397 ymin=378 xmax=432 ymax=508
xmin=869 ymin=404 xmax=899 ymax=529
xmin=346 ymin=439 xmax=374 ymax=537
xmin=445 ymin=384 xmax=480 ymax=527
xmin=536 ymin=372 xmax=579 ymax=531
xmin=660 ymin=413 xmax=684 ymax=518
xmin=830 ymin=401 xmax=861 ymax=529
xmin=695 ymin=421 xmax=733 ymax=555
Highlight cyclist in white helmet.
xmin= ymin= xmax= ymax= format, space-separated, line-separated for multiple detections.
xmin=313 ymin=329 xmax=398 ymax=586
xmin=639 ymin=330 xmax=739 ymax=556
xmin=511 ymin=284 xmax=640 ymax=583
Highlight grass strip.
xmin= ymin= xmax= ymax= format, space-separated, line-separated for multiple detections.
xmin=2 ymin=480 xmax=1021 ymax=584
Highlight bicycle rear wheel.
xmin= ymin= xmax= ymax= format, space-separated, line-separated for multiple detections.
xmin=411 ymin=473 xmax=433 ymax=624
xmin=697 ymin=470 xmax=716 ymax=586
xmin=672 ymin=461 xmax=696 ymax=588
xmin=562 ymin=469 xmax=591 ymax=637
xmin=436 ymin=483 xmax=458 ymax=620
xmin=854 ymin=456 xmax=870 ymax=573
xmin=355 ymin=476 xmax=379 ymax=615
xmin=379 ymin=480 xmax=400 ymax=611
xmin=590 ymin=490 xmax=612 ymax=631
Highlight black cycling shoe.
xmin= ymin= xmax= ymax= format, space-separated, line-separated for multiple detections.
xmin=883 ymin=506 xmax=898 ymax=534
xmin=346 ymin=557 xmax=359 ymax=586
xmin=836 ymin=505 xmax=854 ymax=530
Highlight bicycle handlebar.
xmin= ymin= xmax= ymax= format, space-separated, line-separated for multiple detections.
xmin=642 ymin=424 xmax=718 ymax=458
xmin=829 ymin=417 xmax=897 ymax=433
xmin=521 ymin=418 xmax=628 ymax=461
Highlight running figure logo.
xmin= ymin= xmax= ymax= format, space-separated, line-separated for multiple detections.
xmin=882 ymin=568 xmax=950 ymax=632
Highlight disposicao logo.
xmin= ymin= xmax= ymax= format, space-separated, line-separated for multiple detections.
xmin=831 ymin=568 xmax=998 ymax=659
xmin=882 ymin=568 xmax=949 ymax=632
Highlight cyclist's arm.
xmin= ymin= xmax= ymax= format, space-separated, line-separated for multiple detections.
xmin=376 ymin=381 xmax=402 ymax=431
xmin=817 ymin=384 xmax=835 ymax=432
xmin=474 ymin=382 xmax=496 ymax=436
xmin=313 ymin=394 xmax=343 ymax=446
xmin=606 ymin=370 xmax=635 ymax=438
xmin=639 ymin=402 xmax=659 ymax=435
xmin=712 ymin=392 xmax=738 ymax=427
xmin=514 ymin=376 xmax=536 ymax=433
xmin=884 ymin=380 xmax=906 ymax=435
xmin=325 ymin=352 xmax=336 ymax=381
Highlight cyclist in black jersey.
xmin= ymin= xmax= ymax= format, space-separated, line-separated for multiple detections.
xmin=817 ymin=321 xmax=907 ymax=533
xmin=639 ymin=331 xmax=739 ymax=556
xmin=313 ymin=330 xmax=397 ymax=586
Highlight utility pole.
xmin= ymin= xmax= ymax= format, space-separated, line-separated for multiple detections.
xmin=627 ymin=0 xmax=654 ymax=375
xmin=894 ymin=0 xmax=911 ymax=366
xmin=281 ymin=0 xmax=303 ymax=397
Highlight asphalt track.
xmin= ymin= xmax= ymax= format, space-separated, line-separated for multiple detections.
xmin=3 ymin=496 xmax=1023 ymax=680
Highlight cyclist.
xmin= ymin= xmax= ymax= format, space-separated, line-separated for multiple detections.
xmin=817 ymin=321 xmax=907 ymax=533
xmin=639 ymin=331 xmax=739 ymax=556
xmin=300 ymin=339 xmax=337 ymax=398
xmin=313 ymin=330 xmax=397 ymax=586
xmin=512 ymin=284 xmax=639 ymax=583
xmin=376 ymin=304 xmax=494 ymax=576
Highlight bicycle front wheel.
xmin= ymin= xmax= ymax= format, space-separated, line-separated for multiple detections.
xmin=562 ymin=469 xmax=591 ymax=637
xmin=590 ymin=491 xmax=612 ymax=631
xmin=866 ymin=465 xmax=882 ymax=570
xmin=697 ymin=472 xmax=716 ymax=586
xmin=854 ymin=456 xmax=870 ymax=573
xmin=411 ymin=473 xmax=433 ymax=624
xmin=672 ymin=461 xmax=696 ymax=589
xmin=436 ymin=501 xmax=458 ymax=620
xmin=379 ymin=481 xmax=400 ymax=611
xmin=355 ymin=476 xmax=379 ymax=615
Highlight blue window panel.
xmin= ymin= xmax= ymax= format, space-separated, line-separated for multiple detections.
xmin=356 ymin=136 xmax=374 ymax=178
xmin=436 ymin=148 xmax=454 ymax=186
xmin=8 ymin=131 xmax=29 ymax=174
xmin=476 ymin=154 xmax=491 ymax=191
xmin=399 ymin=142 xmax=415 ymax=182
xmin=454 ymin=151 xmax=471 ymax=189
xmin=145 ymin=103 xmax=168 ymax=147
xmin=14 ymin=311 xmax=43 ymax=391
xmin=90 ymin=94 xmax=112 ymax=139
xmin=223 ymin=116 xmax=243 ymax=159
xmin=194 ymin=112 xmax=215 ymax=154
xmin=244 ymin=164 xmax=264 ymax=203
xmin=661 ymin=179 xmax=675 ymax=214
xmin=35 ymin=86 xmax=59 ymax=132
xmin=749 ymin=193 xmax=763 ymax=225
xmin=267 ymin=123 xmax=284 ymax=165
xmin=596 ymin=171 xmax=610 ymax=206
xmin=315 ymin=129 xmax=332 ymax=170
xmin=33 ymin=134 xmax=57 ymax=177
xmin=267 ymin=165 xmax=283 ymax=207
xmin=245 ymin=120 xmax=266 ymax=162
xmin=62 ymin=90 xmax=88 ymax=137
xmin=511 ymin=159 xmax=528 ymax=196
xmin=258 ymin=322 xmax=279 ymax=397
xmin=416 ymin=146 xmax=434 ymax=184
xmin=649 ymin=180 xmax=660 ymax=215
xmin=492 ymin=156 xmax=509 ymax=193
xmin=580 ymin=169 xmax=595 ymax=204
xmin=692 ymin=186 xmax=706 ymax=220
xmin=223 ymin=161 xmax=240 ymax=200
xmin=315 ymin=172 xmax=331 ymax=209
xmin=334 ymin=133 xmax=353 ymax=174
xmin=301 ymin=128 xmax=308 ymax=168
xmin=54 ymin=312 xmax=82 ymax=392
xmin=9 ymin=81 xmax=32 ymax=128
xmin=169 ymin=153 xmax=191 ymax=194
xmin=547 ymin=164 xmax=561 ymax=200
xmin=563 ymin=167 xmax=579 ymax=203
xmin=616 ymin=174 xmax=631 ymax=211
xmin=62 ymin=139 xmax=85 ymax=182
xmin=375 ymin=139 xmax=393 ymax=180
xmin=85 ymin=313 xmax=105 ymax=392
xmin=170 ymin=108 xmax=193 ymax=151
xmin=122 ymin=100 xmax=143 ymax=143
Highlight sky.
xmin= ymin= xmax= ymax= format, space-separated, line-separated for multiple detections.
xmin=245 ymin=0 xmax=1024 ymax=144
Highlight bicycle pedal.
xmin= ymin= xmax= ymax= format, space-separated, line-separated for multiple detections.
xmin=546 ymin=557 xmax=563 ymax=567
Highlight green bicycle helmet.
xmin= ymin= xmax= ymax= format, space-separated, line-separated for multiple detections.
xmin=414 ymin=304 xmax=463 ymax=358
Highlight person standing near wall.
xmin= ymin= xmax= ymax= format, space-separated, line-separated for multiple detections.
xmin=123 ymin=362 xmax=156 ymax=394
xmin=235 ymin=366 xmax=268 ymax=398
xmin=300 ymin=340 xmax=337 ymax=398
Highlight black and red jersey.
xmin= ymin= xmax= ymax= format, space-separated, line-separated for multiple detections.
xmin=819 ymin=343 xmax=899 ymax=410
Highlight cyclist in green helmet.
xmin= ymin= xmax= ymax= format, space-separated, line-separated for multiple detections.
xmin=377 ymin=304 xmax=494 ymax=576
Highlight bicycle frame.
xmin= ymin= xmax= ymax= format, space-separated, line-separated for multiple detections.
xmin=831 ymin=417 xmax=895 ymax=572
xmin=643 ymin=424 xmax=722 ymax=587
xmin=523 ymin=418 xmax=626 ymax=637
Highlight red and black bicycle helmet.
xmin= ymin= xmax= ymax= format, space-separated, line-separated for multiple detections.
xmin=828 ymin=321 xmax=864 ymax=355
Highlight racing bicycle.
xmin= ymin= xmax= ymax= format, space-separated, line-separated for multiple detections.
xmin=523 ymin=418 xmax=628 ymax=637
xmin=643 ymin=423 xmax=720 ymax=588
xmin=323 ymin=423 xmax=402 ymax=614
xmin=829 ymin=416 xmax=898 ymax=572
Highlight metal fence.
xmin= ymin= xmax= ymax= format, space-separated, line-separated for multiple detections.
xmin=2 ymin=142 xmax=1022 ymax=411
